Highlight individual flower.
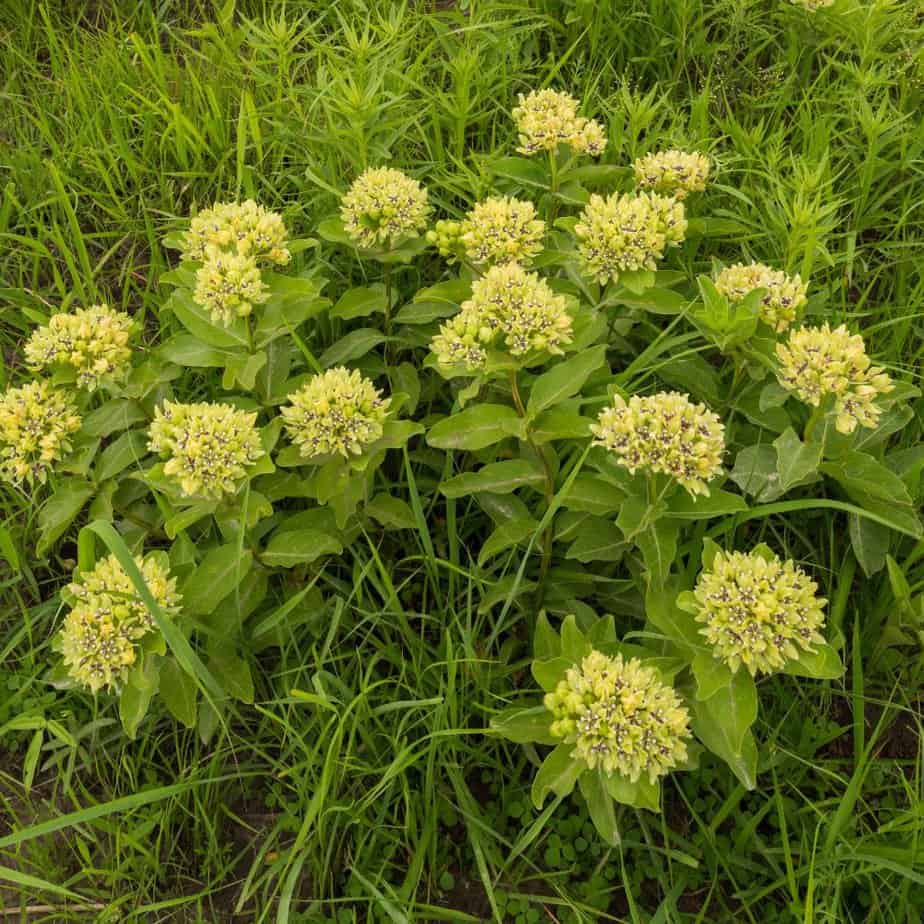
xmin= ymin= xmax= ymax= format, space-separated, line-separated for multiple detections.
xmin=282 ymin=367 xmax=390 ymax=460
xmin=148 ymin=401 xmax=264 ymax=498
xmin=458 ymin=196 xmax=546 ymax=267
xmin=340 ymin=167 xmax=430 ymax=249
xmin=544 ymin=651 xmax=690 ymax=782
xmin=0 ymin=380 xmax=81 ymax=485
xmin=591 ymin=391 xmax=725 ymax=496
xmin=775 ymin=323 xmax=894 ymax=433
xmin=511 ymin=89 xmax=606 ymax=157
xmin=59 ymin=553 xmax=180 ymax=692
xmin=182 ymin=200 xmax=290 ymax=265
xmin=714 ymin=262 xmax=808 ymax=332
xmin=431 ymin=263 xmax=572 ymax=370
xmin=426 ymin=219 xmax=465 ymax=263
xmin=24 ymin=304 xmax=135 ymax=390
xmin=193 ymin=252 xmax=269 ymax=327
xmin=692 ymin=548 xmax=827 ymax=675
xmin=633 ymin=150 xmax=711 ymax=200
xmin=573 ymin=192 xmax=687 ymax=285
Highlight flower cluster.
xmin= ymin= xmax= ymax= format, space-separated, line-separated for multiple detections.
xmin=692 ymin=549 xmax=827 ymax=675
xmin=24 ymin=304 xmax=135 ymax=389
xmin=427 ymin=219 xmax=465 ymax=263
xmin=59 ymin=554 xmax=180 ymax=692
xmin=713 ymin=262 xmax=808 ymax=332
xmin=775 ymin=323 xmax=894 ymax=433
xmin=148 ymin=401 xmax=264 ymax=498
xmin=511 ymin=89 xmax=606 ymax=156
xmin=545 ymin=651 xmax=690 ymax=782
xmin=573 ymin=192 xmax=687 ymax=285
xmin=431 ymin=263 xmax=572 ymax=370
xmin=459 ymin=196 xmax=546 ymax=266
xmin=633 ymin=150 xmax=711 ymax=200
xmin=340 ymin=167 xmax=430 ymax=249
xmin=591 ymin=391 xmax=725 ymax=496
xmin=0 ymin=381 xmax=81 ymax=485
xmin=193 ymin=252 xmax=269 ymax=327
xmin=282 ymin=367 xmax=390 ymax=460
xmin=182 ymin=199 xmax=290 ymax=265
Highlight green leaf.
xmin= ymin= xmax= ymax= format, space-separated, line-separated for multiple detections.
xmin=441 ymin=459 xmax=544 ymax=498
xmin=781 ymin=643 xmax=843 ymax=680
xmin=730 ymin=444 xmax=784 ymax=502
xmin=560 ymin=614 xmax=589 ymax=662
xmin=531 ymin=744 xmax=583 ymax=808
xmin=208 ymin=650 xmax=254 ymax=704
xmin=493 ymin=155 xmax=548 ymax=188
xmin=159 ymin=657 xmax=198 ymax=728
xmin=95 ymin=430 xmax=149 ymax=483
xmin=119 ymin=657 xmax=159 ymax=739
xmin=158 ymin=333 xmax=237 ymax=368
xmin=426 ymin=405 xmax=524 ymax=451
xmin=667 ymin=489 xmax=747 ymax=520
xmin=490 ymin=706 xmax=556 ymax=745
xmin=261 ymin=529 xmax=343 ymax=567
xmin=609 ymin=285 xmax=687 ymax=315
xmin=478 ymin=517 xmax=538 ymax=566
xmin=181 ymin=545 xmax=253 ymax=617
xmin=692 ymin=652 xmax=733 ymax=700
xmin=532 ymin=657 xmax=571 ymax=692
xmin=579 ymin=771 xmax=619 ymax=845
xmin=606 ymin=773 xmax=660 ymax=812
xmin=529 ymin=407 xmax=595 ymax=444
xmin=166 ymin=288 xmax=248 ymax=348
xmin=534 ymin=611 xmax=562 ymax=660
xmin=329 ymin=284 xmax=387 ymax=320
xmin=636 ymin=519 xmax=679 ymax=588
xmin=37 ymin=481 xmax=94 ymax=556
xmin=565 ymin=518 xmax=625 ymax=562
xmin=646 ymin=584 xmax=703 ymax=650
xmin=317 ymin=216 xmax=352 ymax=244
xmin=365 ymin=495 xmax=417 ymax=530
xmin=849 ymin=514 xmax=890 ymax=576
xmin=82 ymin=398 xmax=148 ymax=438
xmin=561 ymin=476 xmax=626 ymax=515
xmin=319 ymin=328 xmax=386 ymax=367
xmin=526 ymin=345 xmax=608 ymax=416
xmin=773 ymin=428 xmax=822 ymax=492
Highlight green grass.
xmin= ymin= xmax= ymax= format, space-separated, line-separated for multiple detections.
xmin=1 ymin=0 xmax=923 ymax=921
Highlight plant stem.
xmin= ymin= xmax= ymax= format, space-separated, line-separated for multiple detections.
xmin=510 ymin=370 xmax=555 ymax=605
xmin=548 ymin=149 xmax=560 ymax=224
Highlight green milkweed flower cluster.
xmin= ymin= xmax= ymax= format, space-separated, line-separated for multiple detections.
xmin=633 ymin=150 xmax=710 ymax=200
xmin=182 ymin=199 xmax=291 ymax=266
xmin=282 ymin=367 xmax=390 ymax=460
xmin=713 ymin=262 xmax=808 ymax=332
xmin=193 ymin=252 xmax=270 ymax=328
xmin=59 ymin=554 xmax=180 ymax=693
xmin=591 ymin=391 xmax=725 ymax=496
xmin=427 ymin=219 xmax=465 ymax=264
xmin=512 ymin=89 xmax=607 ymax=156
xmin=573 ymin=192 xmax=687 ymax=285
xmin=692 ymin=549 xmax=827 ymax=675
xmin=340 ymin=167 xmax=431 ymax=249
xmin=544 ymin=651 xmax=690 ymax=782
xmin=775 ymin=323 xmax=894 ymax=434
xmin=148 ymin=401 xmax=264 ymax=499
xmin=0 ymin=380 xmax=81 ymax=486
xmin=431 ymin=263 xmax=573 ymax=370
xmin=24 ymin=304 xmax=135 ymax=389
xmin=460 ymin=196 xmax=546 ymax=267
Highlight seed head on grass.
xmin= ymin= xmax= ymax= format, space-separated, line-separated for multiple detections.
xmin=24 ymin=304 xmax=135 ymax=389
xmin=182 ymin=200 xmax=291 ymax=265
xmin=340 ymin=167 xmax=430 ymax=249
xmin=512 ymin=89 xmax=606 ymax=156
xmin=545 ymin=651 xmax=690 ymax=782
xmin=148 ymin=401 xmax=264 ymax=498
xmin=692 ymin=549 xmax=827 ymax=675
xmin=0 ymin=380 xmax=81 ymax=486
xmin=592 ymin=392 xmax=725 ymax=496
xmin=714 ymin=262 xmax=808 ymax=332
xmin=775 ymin=323 xmax=893 ymax=433
xmin=282 ymin=367 xmax=390 ymax=460
xmin=193 ymin=252 xmax=269 ymax=328
xmin=573 ymin=192 xmax=686 ymax=285
xmin=60 ymin=554 xmax=180 ymax=692
xmin=431 ymin=263 xmax=572 ymax=370
xmin=633 ymin=150 xmax=711 ymax=200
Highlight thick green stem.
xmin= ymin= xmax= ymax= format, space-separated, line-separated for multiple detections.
xmin=510 ymin=370 xmax=555 ymax=605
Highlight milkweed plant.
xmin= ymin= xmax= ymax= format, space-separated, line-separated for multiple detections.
xmin=3 ymin=88 xmax=920 ymax=843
